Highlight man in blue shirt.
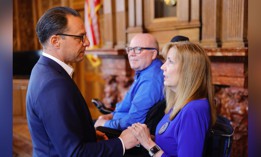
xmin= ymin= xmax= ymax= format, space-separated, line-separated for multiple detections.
xmin=94 ymin=33 xmax=164 ymax=130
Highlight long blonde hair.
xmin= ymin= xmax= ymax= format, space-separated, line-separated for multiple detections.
xmin=161 ymin=41 xmax=216 ymax=125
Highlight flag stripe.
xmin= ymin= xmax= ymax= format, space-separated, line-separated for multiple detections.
xmin=85 ymin=0 xmax=101 ymax=49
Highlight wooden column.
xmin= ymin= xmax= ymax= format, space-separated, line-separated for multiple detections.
xmin=126 ymin=0 xmax=144 ymax=44
xmin=135 ymin=0 xmax=143 ymax=28
xmin=191 ymin=0 xmax=200 ymax=22
xmin=128 ymin=0 xmax=135 ymax=28
xmin=201 ymin=0 xmax=221 ymax=47
xmin=177 ymin=0 xmax=189 ymax=21
xmin=103 ymin=0 xmax=116 ymax=48
xmin=114 ymin=0 xmax=128 ymax=49
xmin=221 ymin=0 xmax=247 ymax=48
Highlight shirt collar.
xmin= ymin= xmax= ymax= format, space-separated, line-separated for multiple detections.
xmin=42 ymin=52 xmax=74 ymax=78
xmin=135 ymin=59 xmax=161 ymax=79
xmin=134 ymin=71 xmax=141 ymax=80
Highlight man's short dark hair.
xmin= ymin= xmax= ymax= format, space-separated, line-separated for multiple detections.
xmin=36 ymin=6 xmax=80 ymax=45
xmin=170 ymin=35 xmax=190 ymax=42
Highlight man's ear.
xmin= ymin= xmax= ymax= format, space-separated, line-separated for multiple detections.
xmin=152 ymin=50 xmax=158 ymax=60
xmin=50 ymin=35 xmax=60 ymax=48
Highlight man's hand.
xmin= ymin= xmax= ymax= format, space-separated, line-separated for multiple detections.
xmin=99 ymin=113 xmax=113 ymax=120
xmin=119 ymin=128 xmax=139 ymax=149
xmin=96 ymin=130 xmax=108 ymax=141
xmin=128 ymin=123 xmax=155 ymax=150
xmin=94 ymin=117 xmax=107 ymax=128
xmin=94 ymin=114 xmax=113 ymax=128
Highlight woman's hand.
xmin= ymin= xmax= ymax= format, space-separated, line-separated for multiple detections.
xmin=128 ymin=123 xmax=156 ymax=150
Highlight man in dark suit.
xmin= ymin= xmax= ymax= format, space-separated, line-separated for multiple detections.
xmin=26 ymin=6 xmax=138 ymax=157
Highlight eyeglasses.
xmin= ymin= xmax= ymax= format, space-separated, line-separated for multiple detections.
xmin=125 ymin=47 xmax=158 ymax=54
xmin=56 ymin=33 xmax=87 ymax=43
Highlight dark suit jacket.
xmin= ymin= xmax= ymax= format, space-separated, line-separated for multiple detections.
xmin=26 ymin=56 xmax=123 ymax=157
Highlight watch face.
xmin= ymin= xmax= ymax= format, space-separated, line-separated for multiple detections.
xmin=149 ymin=145 xmax=161 ymax=156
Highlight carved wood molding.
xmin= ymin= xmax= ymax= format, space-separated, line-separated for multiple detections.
xmin=205 ymin=47 xmax=248 ymax=57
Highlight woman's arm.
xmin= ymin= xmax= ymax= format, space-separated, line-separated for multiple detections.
xmin=128 ymin=123 xmax=164 ymax=157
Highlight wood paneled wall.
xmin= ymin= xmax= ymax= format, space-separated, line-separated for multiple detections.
xmin=13 ymin=0 xmax=87 ymax=51
xmin=202 ymin=0 xmax=248 ymax=48
xmin=13 ymin=0 xmax=38 ymax=51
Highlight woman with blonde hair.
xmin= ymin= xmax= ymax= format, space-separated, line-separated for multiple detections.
xmin=128 ymin=41 xmax=216 ymax=157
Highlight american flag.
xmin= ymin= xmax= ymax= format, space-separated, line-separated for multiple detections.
xmin=85 ymin=0 xmax=102 ymax=67
xmin=84 ymin=0 xmax=102 ymax=49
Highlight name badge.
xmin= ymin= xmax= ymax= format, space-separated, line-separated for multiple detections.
xmin=159 ymin=122 xmax=169 ymax=134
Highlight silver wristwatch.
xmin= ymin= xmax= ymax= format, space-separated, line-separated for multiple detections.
xmin=148 ymin=145 xmax=161 ymax=157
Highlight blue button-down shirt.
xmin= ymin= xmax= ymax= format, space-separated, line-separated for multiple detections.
xmin=104 ymin=58 xmax=164 ymax=130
